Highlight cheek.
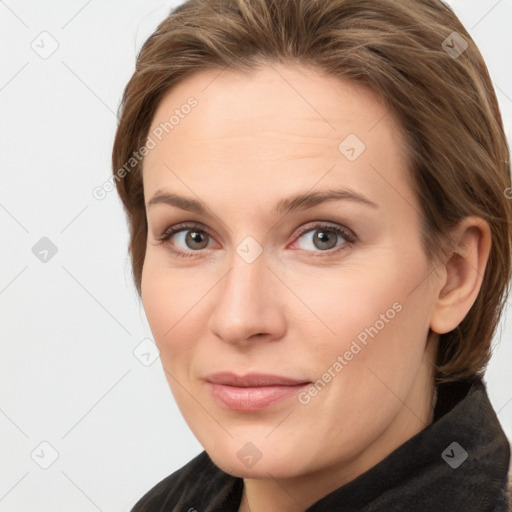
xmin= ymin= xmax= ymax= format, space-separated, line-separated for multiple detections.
xmin=291 ymin=275 xmax=432 ymax=462
xmin=141 ymin=254 xmax=198 ymax=366
xmin=299 ymin=257 xmax=433 ymax=391
xmin=141 ymin=258 xmax=171 ymax=341
xmin=287 ymin=260 xmax=426 ymax=351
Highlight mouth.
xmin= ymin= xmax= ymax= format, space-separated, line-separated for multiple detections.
xmin=204 ymin=372 xmax=311 ymax=411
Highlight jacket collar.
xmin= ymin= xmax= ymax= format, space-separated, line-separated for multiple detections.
xmin=306 ymin=376 xmax=511 ymax=511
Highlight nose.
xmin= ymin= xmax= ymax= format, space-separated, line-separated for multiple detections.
xmin=207 ymin=246 xmax=286 ymax=346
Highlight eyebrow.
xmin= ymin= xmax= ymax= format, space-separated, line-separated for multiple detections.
xmin=147 ymin=187 xmax=378 ymax=216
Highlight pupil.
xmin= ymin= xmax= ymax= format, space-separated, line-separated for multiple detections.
xmin=315 ymin=230 xmax=335 ymax=249
xmin=188 ymin=230 xmax=207 ymax=249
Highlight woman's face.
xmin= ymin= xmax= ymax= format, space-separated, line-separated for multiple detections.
xmin=141 ymin=63 xmax=440 ymax=484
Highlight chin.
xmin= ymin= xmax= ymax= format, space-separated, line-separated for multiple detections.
xmin=202 ymin=434 xmax=316 ymax=480
xmin=209 ymin=450 xmax=300 ymax=480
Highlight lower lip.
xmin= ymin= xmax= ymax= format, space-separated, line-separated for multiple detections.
xmin=206 ymin=382 xmax=310 ymax=411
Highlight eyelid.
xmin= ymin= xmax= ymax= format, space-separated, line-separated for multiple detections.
xmin=156 ymin=220 xmax=356 ymax=257
xmin=291 ymin=221 xmax=356 ymax=243
xmin=155 ymin=222 xmax=219 ymax=260
xmin=156 ymin=221 xmax=214 ymax=242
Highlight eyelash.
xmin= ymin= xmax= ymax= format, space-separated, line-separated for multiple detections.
xmin=156 ymin=222 xmax=356 ymax=259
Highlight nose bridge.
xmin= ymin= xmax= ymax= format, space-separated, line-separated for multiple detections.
xmin=208 ymin=243 xmax=285 ymax=344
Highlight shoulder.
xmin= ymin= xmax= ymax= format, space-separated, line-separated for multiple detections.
xmin=129 ymin=451 xmax=242 ymax=512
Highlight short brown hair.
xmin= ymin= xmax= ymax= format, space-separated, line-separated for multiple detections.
xmin=112 ymin=0 xmax=511 ymax=384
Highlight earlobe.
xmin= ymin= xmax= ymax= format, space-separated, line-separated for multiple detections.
xmin=429 ymin=217 xmax=491 ymax=335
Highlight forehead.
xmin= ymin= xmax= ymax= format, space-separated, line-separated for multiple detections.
xmin=147 ymin=63 xmax=398 ymax=146
xmin=142 ymin=63 xmax=414 ymax=214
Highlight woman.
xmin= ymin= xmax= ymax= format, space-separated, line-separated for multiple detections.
xmin=112 ymin=0 xmax=512 ymax=510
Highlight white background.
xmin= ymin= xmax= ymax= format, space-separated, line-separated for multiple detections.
xmin=1 ymin=1 xmax=511 ymax=510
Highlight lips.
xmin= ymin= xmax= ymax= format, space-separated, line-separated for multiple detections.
xmin=205 ymin=372 xmax=311 ymax=411
xmin=206 ymin=372 xmax=309 ymax=387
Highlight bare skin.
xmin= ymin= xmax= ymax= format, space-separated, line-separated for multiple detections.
xmin=140 ymin=63 xmax=491 ymax=512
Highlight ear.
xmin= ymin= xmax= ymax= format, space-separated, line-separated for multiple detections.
xmin=429 ymin=217 xmax=491 ymax=335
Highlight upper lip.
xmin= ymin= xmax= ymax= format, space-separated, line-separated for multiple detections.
xmin=205 ymin=372 xmax=310 ymax=387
